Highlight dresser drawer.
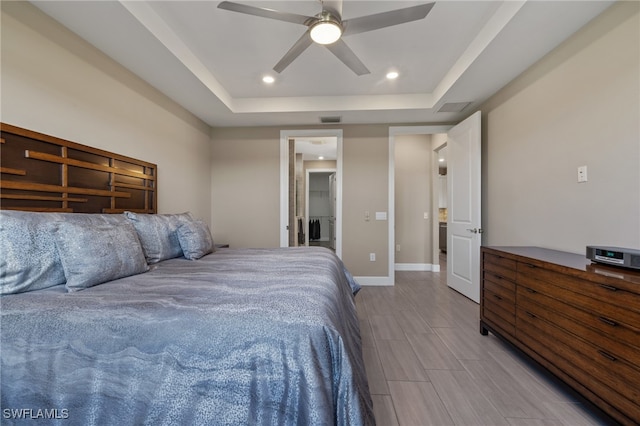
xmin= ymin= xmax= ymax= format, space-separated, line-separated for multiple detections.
xmin=518 ymin=271 xmax=640 ymax=333
xmin=518 ymin=262 xmax=640 ymax=313
xmin=518 ymin=290 xmax=640 ymax=371
xmin=517 ymin=310 xmax=640 ymax=420
xmin=483 ymin=272 xmax=515 ymax=303
xmin=483 ymin=253 xmax=517 ymax=281
xmin=516 ymin=307 xmax=640 ymax=408
xmin=482 ymin=295 xmax=515 ymax=337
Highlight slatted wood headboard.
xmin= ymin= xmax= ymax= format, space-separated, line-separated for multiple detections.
xmin=0 ymin=123 xmax=157 ymax=213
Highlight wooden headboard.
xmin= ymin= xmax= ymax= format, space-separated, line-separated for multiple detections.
xmin=0 ymin=123 xmax=157 ymax=213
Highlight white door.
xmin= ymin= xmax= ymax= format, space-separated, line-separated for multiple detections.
xmin=447 ymin=111 xmax=482 ymax=303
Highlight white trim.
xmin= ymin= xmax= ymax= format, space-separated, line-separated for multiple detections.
xmin=388 ymin=125 xmax=453 ymax=286
xmin=354 ymin=276 xmax=394 ymax=286
xmin=280 ymin=129 xmax=343 ymax=259
xmin=395 ymin=263 xmax=434 ymax=271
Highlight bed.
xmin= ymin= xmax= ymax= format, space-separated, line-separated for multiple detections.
xmin=0 ymin=209 xmax=374 ymax=425
xmin=0 ymin=124 xmax=374 ymax=424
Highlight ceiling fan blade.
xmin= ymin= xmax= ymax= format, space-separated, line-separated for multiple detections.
xmin=342 ymin=3 xmax=435 ymax=36
xmin=325 ymin=39 xmax=370 ymax=76
xmin=273 ymin=30 xmax=314 ymax=73
xmin=218 ymin=1 xmax=313 ymax=26
xmin=322 ymin=0 xmax=343 ymax=17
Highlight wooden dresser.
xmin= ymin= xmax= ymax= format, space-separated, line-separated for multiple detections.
xmin=480 ymin=246 xmax=640 ymax=425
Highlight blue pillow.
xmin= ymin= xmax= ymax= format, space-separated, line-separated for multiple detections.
xmin=177 ymin=220 xmax=214 ymax=260
xmin=0 ymin=211 xmax=66 ymax=295
xmin=50 ymin=221 xmax=149 ymax=292
xmin=0 ymin=211 xmax=129 ymax=295
xmin=124 ymin=212 xmax=193 ymax=264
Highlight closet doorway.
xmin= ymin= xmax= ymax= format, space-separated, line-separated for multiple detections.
xmin=306 ymin=169 xmax=336 ymax=250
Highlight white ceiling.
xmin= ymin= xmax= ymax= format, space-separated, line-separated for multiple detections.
xmin=296 ymin=137 xmax=338 ymax=160
xmin=31 ymin=0 xmax=614 ymax=128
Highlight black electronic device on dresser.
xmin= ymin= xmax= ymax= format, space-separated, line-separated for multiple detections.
xmin=480 ymin=246 xmax=640 ymax=426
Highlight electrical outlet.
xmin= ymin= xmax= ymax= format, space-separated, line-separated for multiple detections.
xmin=577 ymin=165 xmax=588 ymax=183
xmin=396 ymin=244 xmax=401 ymax=252
xmin=369 ymin=253 xmax=376 ymax=262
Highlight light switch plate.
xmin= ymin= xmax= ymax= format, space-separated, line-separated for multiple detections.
xmin=375 ymin=212 xmax=387 ymax=220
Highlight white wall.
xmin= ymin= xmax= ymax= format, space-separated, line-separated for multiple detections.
xmin=481 ymin=1 xmax=640 ymax=254
xmin=1 ymin=2 xmax=212 ymax=223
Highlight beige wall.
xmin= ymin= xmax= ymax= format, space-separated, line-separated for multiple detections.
xmin=395 ymin=134 xmax=433 ymax=265
xmin=480 ymin=1 xmax=640 ymax=254
xmin=211 ymin=124 xmax=390 ymax=277
xmin=210 ymin=127 xmax=281 ymax=248
xmin=342 ymin=125 xmax=390 ymax=276
xmin=1 ymin=2 xmax=212 ymax=222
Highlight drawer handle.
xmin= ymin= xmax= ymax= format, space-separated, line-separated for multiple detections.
xmin=493 ymin=294 xmax=503 ymax=300
xmin=525 ymin=287 xmax=536 ymax=294
xmin=599 ymin=317 xmax=618 ymax=327
xmin=524 ymin=264 xmax=537 ymax=269
xmin=599 ymin=284 xmax=619 ymax=292
xmin=494 ymin=274 xmax=504 ymax=280
xmin=525 ymin=311 xmax=536 ymax=318
xmin=598 ymin=350 xmax=617 ymax=362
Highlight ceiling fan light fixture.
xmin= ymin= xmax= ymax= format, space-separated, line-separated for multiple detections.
xmin=310 ymin=14 xmax=342 ymax=45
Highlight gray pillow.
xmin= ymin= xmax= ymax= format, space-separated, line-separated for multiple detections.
xmin=177 ymin=220 xmax=215 ymax=260
xmin=0 ymin=211 xmax=66 ymax=295
xmin=124 ymin=212 xmax=193 ymax=264
xmin=50 ymin=221 xmax=149 ymax=292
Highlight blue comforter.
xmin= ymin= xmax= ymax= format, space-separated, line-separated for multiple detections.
xmin=1 ymin=247 xmax=374 ymax=425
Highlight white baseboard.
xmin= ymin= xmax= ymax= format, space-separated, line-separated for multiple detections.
xmin=395 ymin=263 xmax=433 ymax=271
xmin=354 ymin=276 xmax=394 ymax=286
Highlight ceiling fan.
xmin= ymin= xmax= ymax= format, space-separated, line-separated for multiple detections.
xmin=217 ymin=0 xmax=435 ymax=76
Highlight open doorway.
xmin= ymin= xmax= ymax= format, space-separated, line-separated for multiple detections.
xmin=435 ymin=145 xmax=448 ymax=263
xmin=388 ymin=126 xmax=451 ymax=283
xmin=306 ymin=170 xmax=336 ymax=250
xmin=280 ymin=129 xmax=343 ymax=258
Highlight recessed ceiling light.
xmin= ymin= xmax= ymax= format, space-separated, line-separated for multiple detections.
xmin=439 ymin=158 xmax=445 ymax=162
xmin=386 ymin=71 xmax=399 ymax=80
xmin=318 ymin=156 xmax=324 ymax=160
xmin=262 ymin=75 xmax=275 ymax=84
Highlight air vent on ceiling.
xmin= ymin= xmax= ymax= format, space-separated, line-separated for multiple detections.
xmin=437 ymin=102 xmax=472 ymax=113
xmin=320 ymin=116 xmax=342 ymax=124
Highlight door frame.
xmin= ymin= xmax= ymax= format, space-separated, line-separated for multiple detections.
xmin=389 ymin=125 xmax=452 ymax=284
xmin=280 ymin=129 xmax=343 ymax=259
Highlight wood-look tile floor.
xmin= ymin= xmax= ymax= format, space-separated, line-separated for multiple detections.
xmin=356 ymin=261 xmax=615 ymax=425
